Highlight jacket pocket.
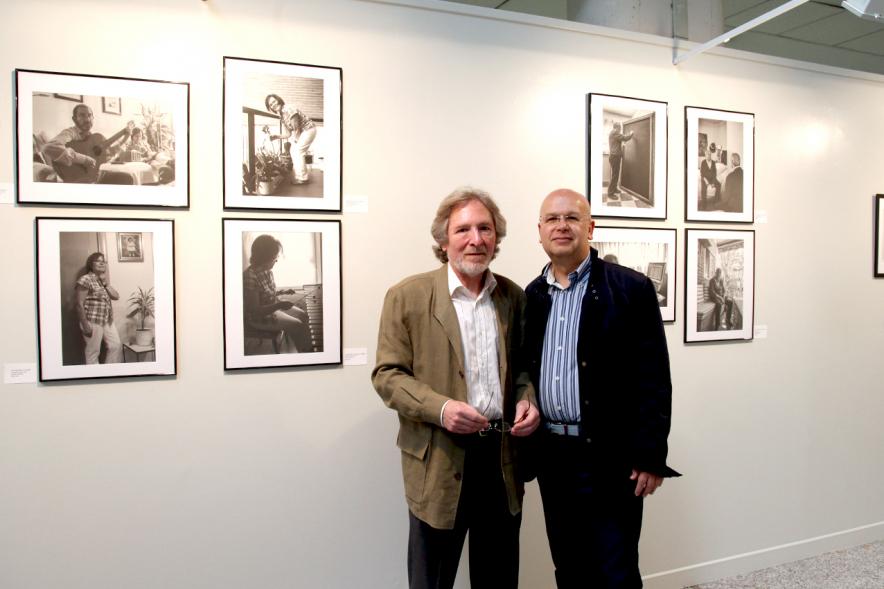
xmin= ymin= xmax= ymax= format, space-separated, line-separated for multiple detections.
xmin=397 ymin=427 xmax=430 ymax=502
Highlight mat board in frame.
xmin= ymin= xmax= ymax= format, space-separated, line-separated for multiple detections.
xmin=222 ymin=218 xmax=342 ymax=369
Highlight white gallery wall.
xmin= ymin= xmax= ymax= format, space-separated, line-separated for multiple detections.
xmin=1 ymin=0 xmax=882 ymax=587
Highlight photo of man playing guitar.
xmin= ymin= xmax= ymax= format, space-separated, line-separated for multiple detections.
xmin=39 ymin=104 xmax=135 ymax=184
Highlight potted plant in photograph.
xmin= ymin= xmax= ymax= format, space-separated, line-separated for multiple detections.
xmin=127 ymin=286 xmax=155 ymax=346
xmin=254 ymin=148 xmax=284 ymax=196
xmin=255 ymin=154 xmax=275 ymax=196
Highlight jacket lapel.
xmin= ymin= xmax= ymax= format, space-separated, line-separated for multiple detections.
xmin=432 ymin=266 xmax=465 ymax=369
xmin=491 ymin=282 xmax=510 ymax=382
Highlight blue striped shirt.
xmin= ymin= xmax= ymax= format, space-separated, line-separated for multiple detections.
xmin=538 ymin=255 xmax=592 ymax=423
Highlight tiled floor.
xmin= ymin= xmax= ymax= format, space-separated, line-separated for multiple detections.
xmin=602 ymin=187 xmax=652 ymax=209
xmin=685 ymin=541 xmax=884 ymax=589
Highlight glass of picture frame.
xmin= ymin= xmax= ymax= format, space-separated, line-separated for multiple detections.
xmin=222 ymin=218 xmax=342 ymax=369
xmin=592 ymin=226 xmax=677 ymax=322
xmin=684 ymin=228 xmax=755 ymax=343
xmin=587 ymin=93 xmax=668 ymax=220
xmin=35 ymin=217 xmax=177 ymax=381
xmin=223 ymin=56 xmax=343 ymax=212
xmin=16 ymin=69 xmax=189 ymax=208
xmin=685 ymin=106 xmax=754 ymax=223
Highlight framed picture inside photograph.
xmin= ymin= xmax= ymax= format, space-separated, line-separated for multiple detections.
xmin=592 ymin=226 xmax=677 ymax=322
xmin=587 ymin=93 xmax=668 ymax=220
xmin=102 ymin=96 xmax=121 ymax=115
xmin=117 ymin=232 xmax=143 ymax=262
xmin=16 ymin=69 xmax=189 ymax=208
xmin=36 ymin=217 xmax=177 ymax=381
xmin=54 ymin=93 xmax=82 ymax=102
xmin=685 ymin=106 xmax=754 ymax=223
xmin=876 ymin=194 xmax=883 ymax=277
xmin=223 ymin=56 xmax=342 ymax=212
xmin=222 ymin=218 xmax=342 ymax=369
xmin=684 ymin=229 xmax=754 ymax=343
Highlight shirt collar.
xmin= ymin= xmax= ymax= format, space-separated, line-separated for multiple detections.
xmin=448 ymin=263 xmax=497 ymax=301
xmin=251 ymin=265 xmax=273 ymax=279
xmin=543 ymin=253 xmax=592 ymax=290
xmin=70 ymin=126 xmax=90 ymax=141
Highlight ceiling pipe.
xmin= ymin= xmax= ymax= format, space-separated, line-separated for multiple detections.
xmin=673 ymin=0 xmax=811 ymax=65
xmin=842 ymin=0 xmax=884 ymax=21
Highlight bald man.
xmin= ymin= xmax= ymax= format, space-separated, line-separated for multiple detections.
xmin=523 ymin=188 xmax=680 ymax=588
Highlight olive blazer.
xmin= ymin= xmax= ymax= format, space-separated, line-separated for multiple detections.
xmin=372 ymin=265 xmax=536 ymax=530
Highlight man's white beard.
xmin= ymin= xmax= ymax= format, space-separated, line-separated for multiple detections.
xmin=451 ymin=258 xmax=488 ymax=278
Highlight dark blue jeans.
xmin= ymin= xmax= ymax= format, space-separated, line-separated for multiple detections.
xmin=538 ymin=432 xmax=644 ymax=588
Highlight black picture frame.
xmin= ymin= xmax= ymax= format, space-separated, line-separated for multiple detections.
xmin=685 ymin=106 xmax=755 ymax=223
xmin=36 ymin=217 xmax=177 ymax=381
xmin=587 ymin=92 xmax=668 ymax=220
xmin=876 ymin=194 xmax=883 ymax=278
xmin=222 ymin=218 xmax=342 ymax=369
xmin=684 ymin=228 xmax=755 ymax=343
xmin=16 ymin=68 xmax=190 ymax=208
xmin=592 ymin=226 xmax=677 ymax=322
xmin=223 ymin=56 xmax=343 ymax=212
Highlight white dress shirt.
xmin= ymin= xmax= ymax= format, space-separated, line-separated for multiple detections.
xmin=441 ymin=264 xmax=503 ymax=423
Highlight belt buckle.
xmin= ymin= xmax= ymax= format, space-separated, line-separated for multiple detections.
xmin=547 ymin=421 xmax=580 ymax=437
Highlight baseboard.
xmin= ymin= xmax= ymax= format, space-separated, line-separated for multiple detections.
xmin=642 ymin=521 xmax=884 ymax=589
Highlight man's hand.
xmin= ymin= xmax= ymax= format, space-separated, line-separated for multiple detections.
xmin=80 ymin=322 xmax=93 ymax=338
xmin=81 ymin=155 xmax=97 ymax=173
xmin=630 ymin=469 xmax=663 ymax=497
xmin=509 ymin=400 xmax=540 ymax=437
xmin=442 ymin=400 xmax=489 ymax=434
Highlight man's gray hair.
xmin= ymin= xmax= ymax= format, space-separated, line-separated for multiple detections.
xmin=431 ymin=187 xmax=507 ymax=263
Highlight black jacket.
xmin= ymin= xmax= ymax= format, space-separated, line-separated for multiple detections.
xmin=524 ymin=248 xmax=680 ymax=478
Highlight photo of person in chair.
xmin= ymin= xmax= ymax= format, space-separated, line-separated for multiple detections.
xmin=241 ymin=234 xmax=312 ymax=354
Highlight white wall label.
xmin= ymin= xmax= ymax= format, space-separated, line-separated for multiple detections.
xmin=4 ymin=363 xmax=37 ymax=384
xmin=343 ymin=194 xmax=368 ymax=213
xmin=0 ymin=183 xmax=13 ymax=204
xmin=754 ymin=325 xmax=768 ymax=339
xmin=756 ymin=210 xmax=768 ymax=223
xmin=343 ymin=348 xmax=368 ymax=365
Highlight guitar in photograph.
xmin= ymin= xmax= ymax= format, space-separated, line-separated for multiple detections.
xmin=36 ymin=103 xmax=134 ymax=184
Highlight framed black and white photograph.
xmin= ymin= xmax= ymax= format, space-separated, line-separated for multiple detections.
xmin=685 ymin=229 xmax=754 ymax=343
xmin=36 ymin=217 xmax=177 ymax=381
xmin=685 ymin=107 xmax=754 ymax=223
xmin=16 ymin=69 xmax=189 ymax=208
xmin=876 ymin=194 xmax=883 ymax=277
xmin=587 ymin=93 xmax=667 ymax=220
xmin=593 ymin=227 xmax=677 ymax=322
xmin=223 ymin=57 xmax=342 ymax=212
xmin=223 ymin=218 xmax=342 ymax=370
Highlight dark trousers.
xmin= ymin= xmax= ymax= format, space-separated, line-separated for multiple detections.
xmin=407 ymin=434 xmax=521 ymax=589
xmin=537 ymin=432 xmax=643 ymax=589
xmin=712 ymin=302 xmax=724 ymax=330
xmin=608 ymin=155 xmax=623 ymax=196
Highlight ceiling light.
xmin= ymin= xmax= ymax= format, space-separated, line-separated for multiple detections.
xmin=842 ymin=1 xmax=884 ymax=21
